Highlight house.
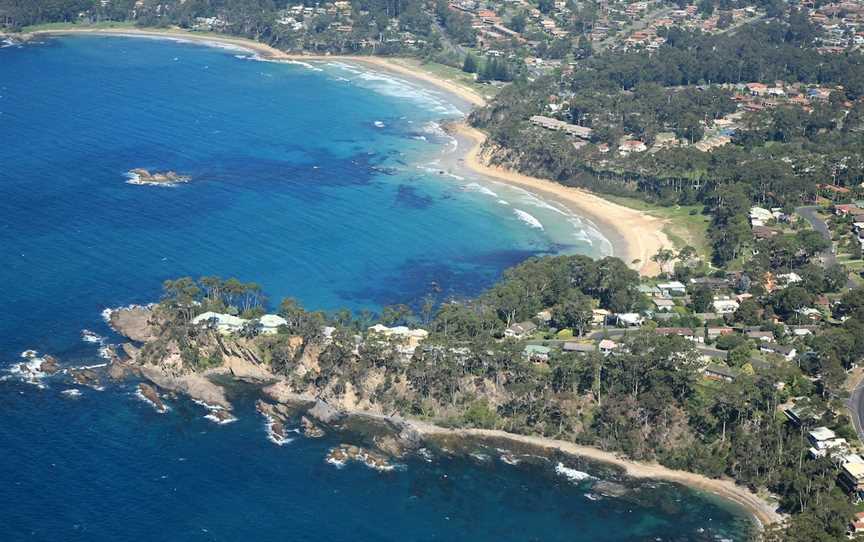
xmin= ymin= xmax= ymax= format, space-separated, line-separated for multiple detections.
xmin=653 ymin=298 xmax=676 ymax=312
xmin=616 ymin=313 xmax=644 ymax=327
xmin=784 ymin=403 xmax=825 ymax=427
xmin=835 ymin=203 xmax=862 ymax=216
xmin=191 ymin=312 xmax=248 ymax=335
xmin=655 ymin=327 xmax=703 ymax=343
xmin=850 ymin=511 xmax=864 ymax=534
xmin=619 ymin=139 xmax=647 ymax=154
xmin=368 ymin=324 xmax=429 ymax=355
xmin=777 ymin=272 xmax=803 ymax=287
xmin=746 ymin=330 xmax=775 ymax=342
xmin=598 ymin=339 xmax=618 ymax=355
xmin=712 ymin=299 xmax=740 ymax=314
xmin=592 ymin=309 xmax=611 ymax=325
xmin=840 ymin=462 xmax=864 ymax=498
xmin=524 ymin=344 xmax=551 ymax=362
xmin=807 ymin=427 xmax=836 ymax=448
xmin=657 ymin=281 xmax=686 ymax=297
xmin=760 ymin=343 xmax=797 ymax=361
xmin=529 ymin=115 xmax=593 ymax=139
xmin=707 ymin=327 xmax=734 ymax=339
xmin=703 ymin=363 xmax=739 ymax=382
xmin=536 ymin=309 xmax=553 ymax=323
xmin=505 ymin=321 xmax=538 ymax=338
xmin=563 ymin=342 xmax=596 ymax=353
xmin=258 ymin=314 xmax=288 ymax=335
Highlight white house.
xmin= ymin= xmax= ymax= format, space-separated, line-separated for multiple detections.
xmin=505 ymin=321 xmax=538 ymax=338
xmin=712 ymin=299 xmax=740 ymax=314
xmin=368 ymin=324 xmax=429 ymax=356
xmin=191 ymin=312 xmax=248 ymax=335
xmin=258 ymin=314 xmax=288 ymax=335
xmin=616 ymin=313 xmax=644 ymax=327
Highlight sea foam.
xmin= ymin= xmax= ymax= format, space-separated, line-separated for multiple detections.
xmin=513 ymin=209 xmax=544 ymax=230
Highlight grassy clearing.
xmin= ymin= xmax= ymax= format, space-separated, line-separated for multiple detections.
xmin=601 ymin=194 xmax=711 ymax=259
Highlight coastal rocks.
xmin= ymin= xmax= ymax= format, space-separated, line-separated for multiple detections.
xmin=205 ymin=408 xmax=236 ymax=425
xmin=70 ymin=368 xmax=101 ymax=389
xmin=593 ymin=480 xmax=629 ymax=498
xmin=107 ymin=360 xmax=141 ymax=381
xmin=125 ymin=168 xmax=191 ymax=187
xmin=137 ymin=383 xmax=167 ymax=413
xmin=301 ymin=416 xmax=325 ymax=438
xmin=140 ymin=366 xmax=231 ymax=410
xmin=38 ymin=355 xmax=60 ymax=375
xmin=307 ymin=399 xmax=343 ymax=425
xmin=261 ymin=380 xmax=314 ymax=406
xmin=326 ymin=444 xmax=394 ymax=471
xmin=257 ymin=400 xmax=294 ymax=445
xmin=107 ymin=305 xmax=158 ymax=343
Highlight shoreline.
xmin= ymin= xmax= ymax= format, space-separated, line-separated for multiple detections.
xmin=404 ymin=419 xmax=783 ymax=530
xmin=24 ymin=26 xmax=672 ymax=274
xmin=444 ymin=123 xmax=673 ymax=276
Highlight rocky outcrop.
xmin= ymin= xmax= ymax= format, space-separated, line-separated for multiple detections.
xmin=262 ymin=380 xmax=315 ymax=406
xmin=141 ymin=366 xmax=231 ymax=410
xmin=138 ymin=383 xmax=167 ymax=413
xmin=38 ymin=355 xmax=60 ymax=375
xmin=301 ymin=416 xmax=325 ymax=438
xmin=326 ymin=444 xmax=393 ymax=471
xmin=109 ymin=306 xmax=158 ymax=342
xmin=70 ymin=368 xmax=101 ymax=388
xmin=107 ymin=360 xmax=141 ymax=381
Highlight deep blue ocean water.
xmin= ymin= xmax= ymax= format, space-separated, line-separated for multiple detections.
xmin=1 ymin=35 xmax=752 ymax=541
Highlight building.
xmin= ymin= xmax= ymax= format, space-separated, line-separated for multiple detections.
xmin=840 ymin=461 xmax=864 ymax=499
xmin=712 ymin=299 xmax=740 ymax=314
xmin=655 ymin=327 xmax=702 ymax=343
xmin=616 ymin=313 xmax=644 ymax=327
xmin=704 ymin=363 xmax=739 ymax=382
xmin=760 ymin=343 xmax=797 ymax=361
xmin=563 ymin=342 xmax=596 ymax=353
xmin=367 ymin=324 xmax=429 ymax=356
xmin=598 ymin=339 xmax=618 ymax=355
xmin=191 ymin=312 xmax=248 ymax=335
xmin=653 ymin=298 xmax=676 ymax=312
xmin=505 ymin=321 xmax=538 ymax=338
xmin=657 ymin=281 xmax=686 ymax=297
xmin=258 ymin=314 xmax=288 ymax=335
xmin=529 ymin=115 xmax=593 ymax=139
xmin=524 ymin=344 xmax=551 ymax=362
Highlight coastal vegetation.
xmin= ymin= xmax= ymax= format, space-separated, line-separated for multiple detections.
xmin=112 ymin=251 xmax=864 ymax=540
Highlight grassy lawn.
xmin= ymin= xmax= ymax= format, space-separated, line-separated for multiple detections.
xmin=600 ymin=194 xmax=712 ymax=259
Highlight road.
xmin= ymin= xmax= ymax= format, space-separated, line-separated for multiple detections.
xmin=848 ymin=375 xmax=864 ymax=443
xmin=795 ymin=205 xmax=836 ymax=267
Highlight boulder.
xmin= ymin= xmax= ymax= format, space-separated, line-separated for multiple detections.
xmin=70 ymin=368 xmax=100 ymax=388
xmin=138 ymin=383 xmax=166 ymax=412
xmin=38 ymin=355 xmax=60 ymax=375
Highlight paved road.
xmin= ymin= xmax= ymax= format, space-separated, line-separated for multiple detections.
xmin=849 ymin=376 xmax=864 ymax=443
xmin=796 ymin=205 xmax=836 ymax=267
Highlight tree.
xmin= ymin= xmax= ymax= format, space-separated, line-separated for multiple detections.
xmin=690 ymin=285 xmax=713 ymax=313
xmin=552 ymin=291 xmax=593 ymax=336
xmin=462 ymin=53 xmax=478 ymax=74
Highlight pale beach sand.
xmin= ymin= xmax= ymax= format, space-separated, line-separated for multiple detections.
xmin=446 ymin=123 xmax=674 ymax=276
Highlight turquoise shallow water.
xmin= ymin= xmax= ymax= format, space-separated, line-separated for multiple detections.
xmin=0 ymin=35 xmax=752 ymax=541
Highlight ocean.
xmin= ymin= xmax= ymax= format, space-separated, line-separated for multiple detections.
xmin=0 ymin=35 xmax=753 ymax=541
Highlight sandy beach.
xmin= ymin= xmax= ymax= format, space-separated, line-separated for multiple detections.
xmin=445 ymin=123 xmax=673 ymax=276
xmin=407 ymin=419 xmax=784 ymax=529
